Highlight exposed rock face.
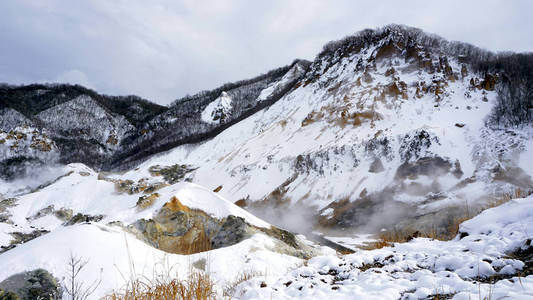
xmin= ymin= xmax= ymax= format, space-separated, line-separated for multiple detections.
xmin=129 ymin=196 xmax=313 ymax=257
xmin=395 ymin=156 xmax=454 ymax=179
xmin=0 ymin=269 xmax=61 ymax=300
xmin=63 ymin=213 xmax=104 ymax=226
xmin=130 ymin=196 xmax=242 ymax=254
xmin=0 ymin=230 xmax=50 ymax=254
xmin=318 ymin=192 xmax=413 ymax=230
xmin=136 ymin=193 xmax=160 ymax=210
xmin=148 ymin=164 xmax=196 ymax=184
xmin=210 ymin=215 xmax=253 ymax=249
xmin=0 ymin=198 xmax=17 ymax=224
xmin=0 ymin=127 xmax=59 ymax=180
xmin=368 ymin=158 xmax=385 ymax=173
xmin=398 ymin=130 xmax=437 ymax=162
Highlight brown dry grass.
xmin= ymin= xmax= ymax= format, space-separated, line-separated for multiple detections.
xmin=486 ymin=188 xmax=530 ymax=209
xmin=103 ymin=272 xmax=216 ymax=300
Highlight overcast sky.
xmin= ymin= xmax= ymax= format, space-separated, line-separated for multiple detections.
xmin=1 ymin=0 xmax=532 ymax=105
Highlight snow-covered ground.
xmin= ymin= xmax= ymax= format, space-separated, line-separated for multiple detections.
xmin=0 ymin=163 xmax=271 ymax=244
xmin=0 ymin=163 xmax=333 ymax=298
xmin=1 ymin=167 xmax=531 ymax=299
xmin=234 ymin=196 xmax=533 ymax=299
xmin=0 ymin=224 xmax=309 ymax=299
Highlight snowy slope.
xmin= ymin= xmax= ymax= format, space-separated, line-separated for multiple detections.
xmin=119 ymin=26 xmax=533 ymax=233
xmin=36 ymin=95 xmax=134 ymax=150
xmin=0 ymin=224 xmax=306 ymax=299
xmin=256 ymin=63 xmax=307 ymax=102
xmin=1 ymin=163 xmax=271 ymax=238
xmin=0 ymin=163 xmax=331 ymax=298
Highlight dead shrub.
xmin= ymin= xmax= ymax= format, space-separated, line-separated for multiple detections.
xmin=103 ymin=272 xmax=216 ymax=300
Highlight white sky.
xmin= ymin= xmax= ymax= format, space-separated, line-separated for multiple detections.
xmin=1 ymin=0 xmax=531 ymax=105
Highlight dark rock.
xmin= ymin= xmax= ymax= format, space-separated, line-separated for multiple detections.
xmin=211 ymin=216 xmax=250 ymax=249
xmin=53 ymin=208 xmax=73 ymax=222
xmin=1 ymin=230 xmax=49 ymax=254
xmin=0 ymin=269 xmax=61 ymax=300
xmin=148 ymin=164 xmax=196 ymax=184
xmin=398 ymin=130 xmax=437 ymax=162
xmin=395 ymin=156 xmax=452 ymax=180
xmin=26 ymin=205 xmax=55 ymax=221
xmin=0 ymin=289 xmax=20 ymax=300
xmin=64 ymin=213 xmax=103 ymax=226
xmin=0 ymin=198 xmax=17 ymax=224
xmin=369 ymin=158 xmax=385 ymax=173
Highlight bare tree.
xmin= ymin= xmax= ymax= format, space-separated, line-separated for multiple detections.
xmin=62 ymin=253 xmax=102 ymax=300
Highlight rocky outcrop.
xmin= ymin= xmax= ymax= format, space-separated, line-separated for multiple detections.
xmin=395 ymin=156 xmax=461 ymax=180
xmin=0 ymin=269 xmax=61 ymax=300
xmin=148 ymin=164 xmax=196 ymax=184
xmin=129 ymin=196 xmax=316 ymax=258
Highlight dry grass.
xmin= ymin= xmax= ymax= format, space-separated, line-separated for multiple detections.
xmin=486 ymin=188 xmax=530 ymax=209
xmin=223 ymin=270 xmax=264 ymax=298
xmin=103 ymin=272 xmax=216 ymax=300
xmin=364 ymin=224 xmax=464 ymax=250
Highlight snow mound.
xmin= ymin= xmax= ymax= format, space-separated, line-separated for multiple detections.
xmin=169 ymin=182 xmax=271 ymax=228
xmin=0 ymin=224 xmax=302 ymax=299
xmin=201 ymin=91 xmax=233 ymax=124
xmin=460 ymin=197 xmax=533 ymax=244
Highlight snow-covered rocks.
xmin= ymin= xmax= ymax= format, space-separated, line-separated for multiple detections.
xmin=36 ymin=95 xmax=134 ymax=149
xmin=201 ymin=91 xmax=233 ymax=124
xmin=256 ymin=63 xmax=306 ymax=102
xmin=0 ymin=126 xmax=59 ymax=180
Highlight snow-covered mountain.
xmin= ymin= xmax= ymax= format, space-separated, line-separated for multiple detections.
xmin=1 ymin=25 xmax=532 ymax=299
xmin=115 ymin=25 xmax=533 ymax=235
xmin=0 ymin=60 xmax=308 ymax=178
